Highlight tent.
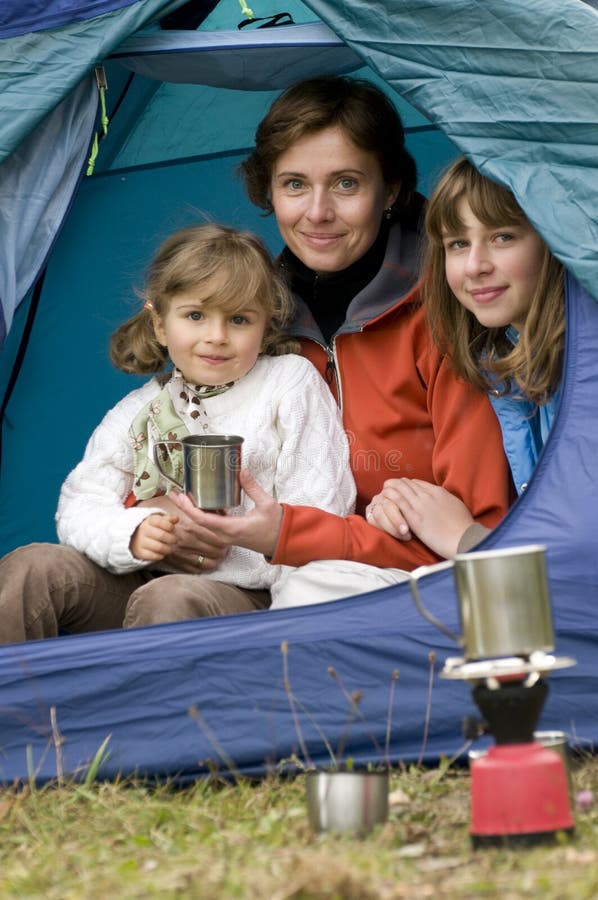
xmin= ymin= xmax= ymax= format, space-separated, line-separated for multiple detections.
xmin=0 ymin=0 xmax=597 ymax=784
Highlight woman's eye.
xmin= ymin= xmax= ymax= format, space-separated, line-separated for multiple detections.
xmin=495 ymin=232 xmax=514 ymax=244
xmin=338 ymin=177 xmax=357 ymax=190
xmin=285 ymin=178 xmax=303 ymax=191
xmin=187 ymin=311 xmax=203 ymax=321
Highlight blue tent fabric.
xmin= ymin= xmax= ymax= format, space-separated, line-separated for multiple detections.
xmin=0 ymin=0 xmax=142 ymax=38
xmin=0 ymin=276 xmax=595 ymax=785
xmin=0 ymin=0 xmax=182 ymax=162
xmin=0 ymin=0 xmax=186 ymax=343
xmin=0 ymin=0 xmax=598 ymax=783
xmin=0 ymin=77 xmax=97 ymax=342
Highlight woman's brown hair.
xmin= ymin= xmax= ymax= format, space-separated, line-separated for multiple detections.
xmin=422 ymin=158 xmax=564 ymax=404
xmin=239 ymin=75 xmax=421 ymax=228
xmin=110 ymin=223 xmax=298 ymax=375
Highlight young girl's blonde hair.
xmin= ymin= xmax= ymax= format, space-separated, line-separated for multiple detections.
xmin=110 ymin=223 xmax=299 ymax=374
xmin=422 ymin=158 xmax=565 ymax=404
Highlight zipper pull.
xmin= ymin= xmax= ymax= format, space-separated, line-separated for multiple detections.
xmin=324 ymin=358 xmax=335 ymax=385
xmin=87 ymin=67 xmax=109 ymax=176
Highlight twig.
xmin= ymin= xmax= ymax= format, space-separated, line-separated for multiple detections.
xmin=327 ymin=667 xmax=383 ymax=756
xmin=281 ymin=641 xmax=313 ymax=769
xmin=292 ymin=697 xmax=336 ymax=769
xmin=50 ymin=706 xmax=64 ymax=785
xmin=188 ymin=705 xmax=243 ymax=782
xmin=430 ymin=737 xmax=474 ymax=783
xmin=384 ymin=669 xmax=400 ymax=768
xmin=417 ymin=651 xmax=436 ymax=767
xmin=334 ymin=696 xmax=361 ymax=767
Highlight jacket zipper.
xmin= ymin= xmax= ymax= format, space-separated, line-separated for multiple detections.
xmin=328 ymin=339 xmax=343 ymax=413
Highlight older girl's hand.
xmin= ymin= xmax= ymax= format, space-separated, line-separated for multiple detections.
xmin=366 ymin=482 xmax=413 ymax=541
xmin=169 ymin=468 xmax=284 ymax=558
xmin=368 ymin=478 xmax=475 ymax=559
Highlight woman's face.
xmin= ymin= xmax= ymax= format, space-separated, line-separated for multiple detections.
xmin=270 ymin=126 xmax=399 ymax=274
xmin=442 ymin=198 xmax=546 ymax=332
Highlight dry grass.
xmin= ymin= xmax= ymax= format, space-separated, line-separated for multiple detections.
xmin=0 ymin=753 xmax=597 ymax=898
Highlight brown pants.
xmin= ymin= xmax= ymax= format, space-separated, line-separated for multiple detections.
xmin=0 ymin=543 xmax=270 ymax=644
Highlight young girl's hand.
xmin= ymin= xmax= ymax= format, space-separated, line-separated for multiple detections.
xmin=366 ymin=478 xmax=475 ymax=559
xmin=130 ymin=513 xmax=179 ymax=561
xmin=134 ymin=496 xmax=229 ymax=572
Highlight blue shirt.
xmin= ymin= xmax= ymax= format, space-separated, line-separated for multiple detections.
xmin=488 ymin=326 xmax=560 ymax=495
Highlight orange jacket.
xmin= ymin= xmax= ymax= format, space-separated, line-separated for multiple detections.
xmin=272 ymin=227 xmax=512 ymax=571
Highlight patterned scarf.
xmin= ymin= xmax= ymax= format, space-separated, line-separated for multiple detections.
xmin=128 ymin=369 xmax=235 ymax=500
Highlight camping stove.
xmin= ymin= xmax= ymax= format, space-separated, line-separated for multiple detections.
xmin=442 ymin=651 xmax=576 ymax=846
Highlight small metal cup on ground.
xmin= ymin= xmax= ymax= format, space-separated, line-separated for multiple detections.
xmin=534 ymin=731 xmax=574 ymax=803
xmin=305 ymin=770 xmax=389 ymax=837
xmin=154 ymin=434 xmax=243 ymax=509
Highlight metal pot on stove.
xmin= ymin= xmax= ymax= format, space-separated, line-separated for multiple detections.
xmin=409 ymin=544 xmax=555 ymax=661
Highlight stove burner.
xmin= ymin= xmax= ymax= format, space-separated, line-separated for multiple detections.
xmin=440 ymin=651 xmax=575 ymax=686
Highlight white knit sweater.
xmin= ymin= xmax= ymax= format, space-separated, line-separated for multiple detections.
xmin=56 ymin=354 xmax=356 ymax=590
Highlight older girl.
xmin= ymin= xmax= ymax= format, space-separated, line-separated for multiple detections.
xmin=367 ymin=157 xmax=565 ymax=556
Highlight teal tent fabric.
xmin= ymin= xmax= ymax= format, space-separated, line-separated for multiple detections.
xmin=0 ymin=1 xmax=184 ymax=162
xmin=304 ymin=0 xmax=598 ymax=302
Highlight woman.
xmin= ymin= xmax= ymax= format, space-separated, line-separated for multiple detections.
xmin=366 ymin=157 xmax=564 ymax=558
xmin=161 ymin=77 xmax=511 ymax=608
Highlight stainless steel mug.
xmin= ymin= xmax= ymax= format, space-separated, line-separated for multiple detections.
xmin=305 ymin=771 xmax=389 ymax=836
xmin=410 ymin=544 xmax=555 ymax=660
xmin=154 ymin=434 xmax=243 ymax=509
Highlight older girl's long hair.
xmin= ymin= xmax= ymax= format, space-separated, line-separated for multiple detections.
xmin=422 ymin=158 xmax=564 ymax=404
xmin=110 ymin=223 xmax=298 ymax=375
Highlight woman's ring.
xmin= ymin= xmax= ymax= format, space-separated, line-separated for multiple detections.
xmin=196 ymin=554 xmax=205 ymax=568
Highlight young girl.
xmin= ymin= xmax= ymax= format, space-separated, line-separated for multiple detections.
xmin=0 ymin=224 xmax=355 ymax=642
xmin=366 ymin=157 xmax=565 ymax=557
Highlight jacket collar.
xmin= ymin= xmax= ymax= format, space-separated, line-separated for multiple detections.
xmin=280 ymin=220 xmax=422 ymax=342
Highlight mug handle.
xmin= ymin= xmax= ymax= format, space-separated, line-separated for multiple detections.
xmin=153 ymin=441 xmax=184 ymax=491
xmin=409 ymin=560 xmax=461 ymax=644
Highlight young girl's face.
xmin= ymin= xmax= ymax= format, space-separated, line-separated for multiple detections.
xmin=153 ymin=279 xmax=267 ymax=386
xmin=442 ymin=198 xmax=546 ymax=332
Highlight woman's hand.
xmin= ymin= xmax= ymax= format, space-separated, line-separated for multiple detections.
xmin=366 ymin=478 xmax=475 ymax=559
xmin=133 ymin=495 xmax=229 ymax=573
xmin=169 ymin=468 xmax=284 ymax=558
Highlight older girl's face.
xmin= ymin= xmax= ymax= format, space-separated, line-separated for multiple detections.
xmin=442 ymin=198 xmax=546 ymax=332
xmin=270 ymin=126 xmax=399 ymax=274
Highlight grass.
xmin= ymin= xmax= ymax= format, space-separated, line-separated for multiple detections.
xmin=0 ymin=754 xmax=597 ymax=898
